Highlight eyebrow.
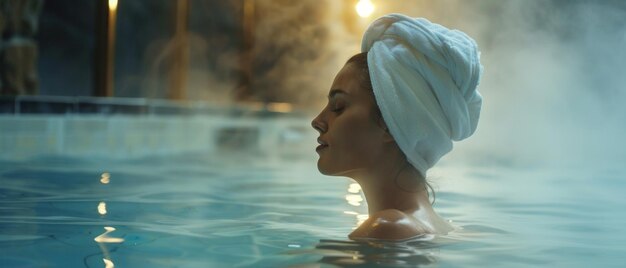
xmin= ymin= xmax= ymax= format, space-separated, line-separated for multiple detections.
xmin=328 ymin=89 xmax=348 ymax=99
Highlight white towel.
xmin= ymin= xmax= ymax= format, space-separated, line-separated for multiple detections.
xmin=362 ymin=14 xmax=483 ymax=176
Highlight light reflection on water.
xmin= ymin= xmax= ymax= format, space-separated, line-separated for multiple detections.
xmin=94 ymin=226 xmax=124 ymax=244
xmin=94 ymin=172 xmax=122 ymax=268
xmin=100 ymin=172 xmax=111 ymax=184
xmin=313 ymin=235 xmax=440 ymax=267
xmin=0 ymin=153 xmax=623 ymax=267
xmin=98 ymin=202 xmax=107 ymax=215
xmin=344 ymin=182 xmax=368 ymax=228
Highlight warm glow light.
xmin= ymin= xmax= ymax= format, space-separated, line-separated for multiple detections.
xmin=108 ymin=0 xmax=118 ymax=11
xmin=347 ymin=211 xmax=369 ymax=229
xmin=94 ymin=226 xmax=124 ymax=243
xmin=356 ymin=214 xmax=368 ymax=226
xmin=356 ymin=0 xmax=375 ymax=18
xmin=100 ymin=172 xmax=110 ymax=184
xmin=103 ymin=258 xmax=115 ymax=268
xmin=348 ymin=183 xmax=361 ymax=194
xmin=266 ymin=102 xmax=293 ymax=113
xmin=351 ymin=214 xmax=369 ymax=230
xmin=345 ymin=194 xmax=363 ymax=206
xmin=98 ymin=202 xmax=107 ymax=215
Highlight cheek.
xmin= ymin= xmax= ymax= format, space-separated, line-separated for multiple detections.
xmin=332 ymin=114 xmax=384 ymax=156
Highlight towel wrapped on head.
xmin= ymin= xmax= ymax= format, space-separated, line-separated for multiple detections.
xmin=362 ymin=14 xmax=483 ymax=177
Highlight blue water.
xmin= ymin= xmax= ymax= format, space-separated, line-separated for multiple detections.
xmin=0 ymin=152 xmax=624 ymax=267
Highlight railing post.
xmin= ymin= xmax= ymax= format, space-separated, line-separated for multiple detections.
xmin=94 ymin=0 xmax=117 ymax=97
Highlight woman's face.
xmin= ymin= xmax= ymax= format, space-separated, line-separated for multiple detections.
xmin=311 ymin=63 xmax=388 ymax=176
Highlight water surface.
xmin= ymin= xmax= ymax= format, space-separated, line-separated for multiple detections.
xmin=0 ymin=152 xmax=624 ymax=267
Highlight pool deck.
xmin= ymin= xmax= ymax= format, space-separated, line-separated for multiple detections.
xmin=0 ymin=96 xmax=314 ymax=160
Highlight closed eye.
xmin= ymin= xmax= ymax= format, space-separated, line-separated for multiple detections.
xmin=331 ymin=107 xmax=344 ymax=113
xmin=330 ymin=101 xmax=346 ymax=113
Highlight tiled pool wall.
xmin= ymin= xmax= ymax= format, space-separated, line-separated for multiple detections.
xmin=0 ymin=97 xmax=315 ymax=160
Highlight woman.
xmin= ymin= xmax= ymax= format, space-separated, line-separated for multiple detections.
xmin=311 ymin=14 xmax=483 ymax=241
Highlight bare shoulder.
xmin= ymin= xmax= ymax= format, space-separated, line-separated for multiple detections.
xmin=348 ymin=209 xmax=428 ymax=241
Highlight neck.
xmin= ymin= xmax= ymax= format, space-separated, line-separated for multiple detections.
xmin=350 ymin=161 xmax=431 ymax=215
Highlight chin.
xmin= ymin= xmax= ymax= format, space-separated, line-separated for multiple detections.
xmin=317 ymin=160 xmax=355 ymax=177
xmin=317 ymin=160 xmax=331 ymax=175
xmin=317 ymin=159 xmax=342 ymax=176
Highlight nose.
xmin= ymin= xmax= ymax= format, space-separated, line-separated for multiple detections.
xmin=311 ymin=112 xmax=327 ymax=134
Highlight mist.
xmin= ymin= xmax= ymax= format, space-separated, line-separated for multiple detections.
xmin=252 ymin=0 xmax=626 ymax=168
xmin=35 ymin=0 xmax=626 ymax=167
xmin=410 ymin=0 xmax=626 ymax=168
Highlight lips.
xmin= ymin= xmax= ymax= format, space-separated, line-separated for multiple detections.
xmin=316 ymin=137 xmax=329 ymax=152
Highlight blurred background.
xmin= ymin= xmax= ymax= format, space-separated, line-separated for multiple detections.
xmin=1 ymin=1 xmax=625 ymax=266
xmin=1 ymin=0 xmax=625 ymax=165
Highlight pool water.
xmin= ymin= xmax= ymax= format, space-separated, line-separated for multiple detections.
xmin=0 ymin=151 xmax=624 ymax=267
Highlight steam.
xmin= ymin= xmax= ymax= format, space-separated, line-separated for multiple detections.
xmin=296 ymin=0 xmax=626 ymax=167
xmin=250 ymin=0 xmax=360 ymax=105
xmin=128 ymin=0 xmax=361 ymax=107
xmin=432 ymin=0 xmax=626 ymax=167
xmin=125 ymin=0 xmax=626 ymax=166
